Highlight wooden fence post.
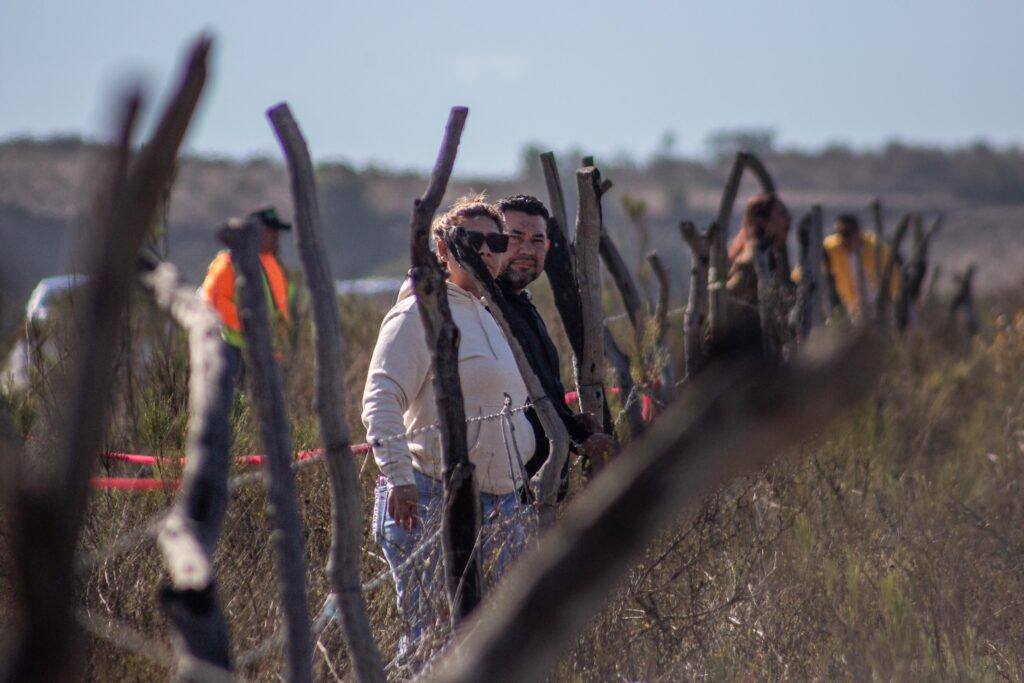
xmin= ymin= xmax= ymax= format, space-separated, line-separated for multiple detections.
xmin=646 ymin=250 xmax=676 ymax=405
xmin=267 ymin=103 xmax=386 ymax=683
xmin=2 ymin=36 xmax=210 ymax=683
xmin=875 ymin=214 xmax=911 ymax=324
xmin=219 ymin=218 xmax=313 ymax=683
xmin=539 ymin=153 xmax=584 ymax=374
xmin=603 ymin=324 xmax=645 ymax=438
xmin=423 ymin=328 xmax=882 ymax=683
xmin=540 ymin=152 xmax=614 ymax=437
xmin=407 ymin=106 xmax=482 ymax=624
xmin=574 ymin=167 xmax=608 ymax=431
xmin=139 ymin=254 xmax=234 ymax=679
xmin=680 ymin=221 xmax=716 ymax=380
xmin=793 ymin=210 xmax=823 ymax=340
xmin=950 ymin=265 xmax=980 ymax=339
xmin=709 ymin=152 xmax=776 ymax=345
xmin=896 ymin=214 xmax=943 ymax=330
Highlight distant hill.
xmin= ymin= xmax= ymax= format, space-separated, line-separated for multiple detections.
xmin=3 ymin=136 xmax=1022 ymax=323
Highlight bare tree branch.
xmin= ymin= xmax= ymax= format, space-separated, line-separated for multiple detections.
xmin=680 ymin=221 xmax=715 ymax=380
xmin=710 ymin=152 xmax=775 ymax=344
xmin=4 ymin=35 xmax=210 ymax=683
xmin=646 ymin=250 xmax=676 ymax=404
xmin=219 ymin=218 xmax=312 ymax=683
xmin=267 ymin=102 xmax=386 ymax=683
xmin=408 ymin=106 xmax=482 ymax=623
xmin=139 ymin=254 xmax=233 ymax=677
xmin=875 ymin=214 xmax=910 ymax=323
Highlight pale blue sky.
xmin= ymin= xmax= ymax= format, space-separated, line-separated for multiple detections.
xmin=1 ymin=0 xmax=1020 ymax=175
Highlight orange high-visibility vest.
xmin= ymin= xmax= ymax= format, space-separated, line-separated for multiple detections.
xmin=201 ymin=250 xmax=291 ymax=347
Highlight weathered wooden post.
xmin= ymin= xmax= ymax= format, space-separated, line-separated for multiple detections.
xmin=539 ymin=153 xmax=584 ymax=367
xmin=141 ymin=253 xmax=234 ymax=680
xmin=574 ymin=167 xmax=608 ymax=432
xmin=709 ymin=151 xmax=776 ymax=344
xmin=793 ymin=209 xmax=823 ymax=340
xmin=603 ymin=324 xmax=645 ymax=438
xmin=896 ymin=214 xmax=943 ymax=330
xmin=2 ymin=36 xmax=209 ymax=683
xmin=267 ymin=103 xmax=386 ymax=683
xmin=680 ymin=221 xmax=716 ymax=380
xmin=950 ymin=265 xmax=980 ymax=339
xmin=219 ymin=218 xmax=313 ymax=683
xmin=646 ymin=250 xmax=676 ymax=405
xmin=541 ymin=152 xmax=614 ymax=436
xmin=408 ymin=106 xmax=482 ymax=623
xmin=875 ymin=214 xmax=911 ymax=324
xmin=817 ymin=206 xmax=843 ymax=321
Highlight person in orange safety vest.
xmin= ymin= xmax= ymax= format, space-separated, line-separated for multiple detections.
xmin=201 ymin=206 xmax=294 ymax=400
xmin=201 ymin=206 xmax=293 ymax=350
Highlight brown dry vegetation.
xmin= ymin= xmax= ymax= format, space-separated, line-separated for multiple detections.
xmin=3 ymin=136 xmax=1023 ymax=331
xmin=3 ymin=269 xmax=1024 ymax=680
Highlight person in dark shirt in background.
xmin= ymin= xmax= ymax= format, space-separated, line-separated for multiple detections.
xmin=496 ymin=194 xmax=614 ymax=498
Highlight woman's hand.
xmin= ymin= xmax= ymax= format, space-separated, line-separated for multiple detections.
xmin=387 ymin=484 xmax=419 ymax=531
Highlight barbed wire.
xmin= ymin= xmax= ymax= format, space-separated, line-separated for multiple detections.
xmin=77 ymin=397 xmax=536 ymax=573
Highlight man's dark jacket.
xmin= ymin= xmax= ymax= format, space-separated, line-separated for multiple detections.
xmin=497 ymin=278 xmax=591 ymax=482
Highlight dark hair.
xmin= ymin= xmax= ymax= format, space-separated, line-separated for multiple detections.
xmin=742 ymin=192 xmax=778 ymax=232
xmin=836 ymin=213 xmax=860 ymax=231
xmin=496 ymin=194 xmax=550 ymax=221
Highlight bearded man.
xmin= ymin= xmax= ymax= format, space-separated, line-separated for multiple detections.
xmin=496 ymin=194 xmax=614 ymax=497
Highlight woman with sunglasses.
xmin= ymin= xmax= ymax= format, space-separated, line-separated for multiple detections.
xmin=361 ymin=194 xmax=536 ymax=653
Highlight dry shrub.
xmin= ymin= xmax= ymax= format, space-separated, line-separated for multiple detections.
xmin=6 ymin=278 xmax=1024 ymax=682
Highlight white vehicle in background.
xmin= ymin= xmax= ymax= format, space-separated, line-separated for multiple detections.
xmin=3 ymin=274 xmax=89 ymax=392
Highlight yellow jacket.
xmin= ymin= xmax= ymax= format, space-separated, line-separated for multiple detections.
xmin=823 ymin=232 xmax=900 ymax=313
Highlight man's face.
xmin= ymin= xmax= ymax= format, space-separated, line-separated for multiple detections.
xmin=501 ymin=210 xmax=548 ymax=291
xmin=260 ymin=225 xmax=280 ymax=255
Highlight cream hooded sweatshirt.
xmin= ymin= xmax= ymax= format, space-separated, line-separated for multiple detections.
xmin=361 ymin=280 xmax=536 ymax=495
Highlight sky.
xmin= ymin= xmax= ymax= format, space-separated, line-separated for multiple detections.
xmin=1 ymin=0 xmax=1021 ymax=176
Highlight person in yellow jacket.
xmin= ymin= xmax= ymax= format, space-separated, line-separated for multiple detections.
xmin=824 ymin=213 xmax=900 ymax=315
xmin=201 ymin=206 xmax=293 ymax=389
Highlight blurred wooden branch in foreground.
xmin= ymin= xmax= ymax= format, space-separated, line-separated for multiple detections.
xmin=267 ymin=102 xmax=386 ymax=683
xmin=426 ymin=327 xmax=883 ymax=683
xmin=139 ymin=253 xmax=234 ymax=680
xmin=3 ymin=35 xmax=210 ymax=683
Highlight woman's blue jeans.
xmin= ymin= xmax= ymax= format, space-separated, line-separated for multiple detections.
xmin=374 ymin=469 xmax=531 ymax=646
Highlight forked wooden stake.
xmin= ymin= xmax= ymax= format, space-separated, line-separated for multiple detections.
xmin=408 ymin=106 xmax=483 ymax=623
xmin=268 ymin=102 xmax=385 ymax=683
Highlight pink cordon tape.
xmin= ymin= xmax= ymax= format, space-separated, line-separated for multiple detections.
xmin=91 ymin=443 xmax=374 ymax=491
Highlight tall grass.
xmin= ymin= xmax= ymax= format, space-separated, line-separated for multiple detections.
xmin=3 ymin=278 xmax=1024 ymax=681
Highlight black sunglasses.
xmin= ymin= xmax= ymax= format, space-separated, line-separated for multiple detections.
xmin=458 ymin=228 xmax=509 ymax=254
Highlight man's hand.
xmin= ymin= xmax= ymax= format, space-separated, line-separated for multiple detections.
xmin=387 ymin=484 xmax=419 ymax=531
xmin=580 ymin=433 xmax=615 ymax=470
